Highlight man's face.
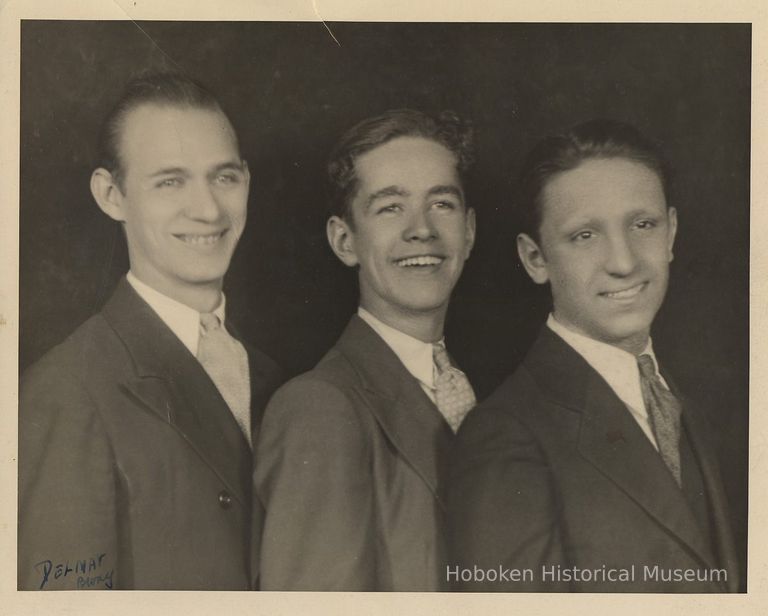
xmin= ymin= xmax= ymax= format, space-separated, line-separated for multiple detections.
xmin=109 ymin=103 xmax=249 ymax=299
xmin=519 ymin=157 xmax=677 ymax=354
xmin=333 ymin=136 xmax=475 ymax=328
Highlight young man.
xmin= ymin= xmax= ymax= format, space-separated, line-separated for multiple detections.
xmin=447 ymin=120 xmax=739 ymax=592
xmin=18 ymin=73 xmax=280 ymax=590
xmin=254 ymin=109 xmax=477 ymax=590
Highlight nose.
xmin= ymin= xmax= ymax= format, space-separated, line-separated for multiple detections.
xmin=186 ymin=181 xmax=222 ymax=222
xmin=402 ymin=208 xmax=437 ymax=242
xmin=604 ymin=231 xmax=638 ymax=276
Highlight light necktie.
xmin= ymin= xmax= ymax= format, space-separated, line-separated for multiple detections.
xmin=433 ymin=344 xmax=476 ymax=433
xmin=197 ymin=312 xmax=252 ymax=447
xmin=637 ymin=354 xmax=682 ymax=486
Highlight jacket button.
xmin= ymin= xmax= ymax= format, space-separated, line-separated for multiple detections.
xmin=218 ymin=490 xmax=232 ymax=509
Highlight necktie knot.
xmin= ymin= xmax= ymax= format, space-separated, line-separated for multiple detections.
xmin=432 ymin=343 xmax=475 ymax=433
xmin=432 ymin=343 xmax=452 ymax=373
xmin=637 ymin=353 xmax=656 ymax=380
xmin=200 ymin=312 xmax=221 ymax=333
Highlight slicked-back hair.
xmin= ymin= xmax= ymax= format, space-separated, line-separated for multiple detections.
xmin=516 ymin=119 xmax=671 ymax=244
xmin=327 ymin=109 xmax=474 ymax=224
xmin=96 ymin=71 xmax=237 ymax=192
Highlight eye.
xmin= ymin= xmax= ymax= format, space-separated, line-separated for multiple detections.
xmin=571 ymin=230 xmax=594 ymax=242
xmin=215 ymin=172 xmax=242 ymax=185
xmin=156 ymin=177 xmax=183 ymax=188
xmin=376 ymin=203 xmax=402 ymax=215
xmin=432 ymin=200 xmax=457 ymax=211
xmin=634 ymin=218 xmax=658 ymax=230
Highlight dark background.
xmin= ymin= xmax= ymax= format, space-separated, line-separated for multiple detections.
xmin=19 ymin=21 xmax=750 ymax=585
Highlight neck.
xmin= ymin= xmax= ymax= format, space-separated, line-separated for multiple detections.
xmin=360 ymin=302 xmax=445 ymax=343
xmin=551 ymin=312 xmax=650 ymax=356
xmin=130 ymin=270 xmax=223 ymax=313
xmin=613 ymin=332 xmax=651 ymax=356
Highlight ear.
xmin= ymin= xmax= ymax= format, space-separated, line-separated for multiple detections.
xmin=242 ymin=159 xmax=251 ymax=188
xmin=463 ymin=207 xmax=477 ymax=258
xmin=517 ymin=232 xmax=550 ymax=285
xmin=326 ymin=215 xmax=359 ymax=267
xmin=90 ymin=168 xmax=126 ymax=222
xmin=666 ymin=206 xmax=678 ymax=262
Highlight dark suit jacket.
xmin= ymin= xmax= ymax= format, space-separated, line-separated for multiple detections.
xmin=18 ymin=278 xmax=280 ymax=590
xmin=253 ymin=316 xmax=454 ymax=591
xmin=447 ymin=326 xmax=739 ymax=592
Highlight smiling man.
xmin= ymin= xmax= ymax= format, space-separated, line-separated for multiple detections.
xmin=18 ymin=73 xmax=280 ymax=590
xmin=447 ymin=120 xmax=739 ymax=592
xmin=254 ymin=109 xmax=476 ymax=591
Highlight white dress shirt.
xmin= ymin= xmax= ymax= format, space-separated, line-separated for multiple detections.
xmin=357 ymin=307 xmax=440 ymax=404
xmin=126 ymin=272 xmax=225 ymax=358
xmin=546 ymin=313 xmax=667 ymax=450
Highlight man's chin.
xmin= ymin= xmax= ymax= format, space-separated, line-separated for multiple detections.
xmin=184 ymin=275 xmax=228 ymax=288
xmin=169 ymin=268 xmax=229 ymax=290
xmin=176 ymin=262 xmax=232 ymax=285
xmin=600 ymin=322 xmax=654 ymax=353
xmin=399 ymin=296 xmax=453 ymax=317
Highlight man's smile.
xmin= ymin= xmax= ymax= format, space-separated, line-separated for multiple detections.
xmin=393 ymin=254 xmax=445 ymax=268
xmin=599 ymin=281 xmax=648 ymax=300
xmin=174 ymin=230 xmax=227 ymax=246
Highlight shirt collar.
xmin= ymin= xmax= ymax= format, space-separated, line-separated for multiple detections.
xmin=546 ymin=313 xmax=660 ymax=417
xmin=357 ymin=307 xmax=440 ymax=391
xmin=126 ymin=271 xmax=225 ymax=357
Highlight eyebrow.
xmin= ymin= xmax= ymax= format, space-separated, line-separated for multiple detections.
xmin=211 ymin=161 xmax=246 ymax=174
xmin=148 ymin=167 xmax=189 ymax=179
xmin=426 ymin=184 xmax=463 ymax=199
xmin=147 ymin=160 xmax=245 ymax=179
xmin=624 ymin=207 xmax=663 ymax=218
xmin=557 ymin=209 xmax=664 ymax=234
xmin=365 ymin=184 xmax=464 ymax=210
xmin=365 ymin=186 xmax=410 ymax=209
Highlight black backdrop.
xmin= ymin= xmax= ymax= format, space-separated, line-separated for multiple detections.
xmin=19 ymin=21 xmax=750 ymax=583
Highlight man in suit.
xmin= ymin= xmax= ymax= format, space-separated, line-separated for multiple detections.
xmin=254 ymin=109 xmax=477 ymax=590
xmin=447 ymin=119 xmax=739 ymax=592
xmin=18 ymin=72 xmax=280 ymax=590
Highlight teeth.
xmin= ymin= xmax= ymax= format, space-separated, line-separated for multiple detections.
xmin=178 ymin=233 xmax=223 ymax=246
xmin=396 ymin=256 xmax=444 ymax=267
xmin=603 ymin=283 xmax=645 ymax=299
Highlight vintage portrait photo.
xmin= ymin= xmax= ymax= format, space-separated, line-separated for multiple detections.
xmin=1 ymin=1 xmax=763 ymax=614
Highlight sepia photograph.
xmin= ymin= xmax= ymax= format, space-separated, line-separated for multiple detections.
xmin=1 ymin=1 xmax=763 ymax=614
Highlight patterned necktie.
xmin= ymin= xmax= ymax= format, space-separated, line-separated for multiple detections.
xmin=197 ymin=313 xmax=252 ymax=448
xmin=637 ymin=354 xmax=682 ymax=486
xmin=433 ymin=344 xmax=476 ymax=433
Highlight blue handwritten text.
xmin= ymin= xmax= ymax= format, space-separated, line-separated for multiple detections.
xmin=34 ymin=553 xmax=110 ymax=590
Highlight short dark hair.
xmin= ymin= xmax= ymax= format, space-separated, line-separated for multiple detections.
xmin=516 ymin=119 xmax=671 ymax=243
xmin=327 ymin=109 xmax=474 ymax=222
xmin=96 ymin=71 xmax=237 ymax=191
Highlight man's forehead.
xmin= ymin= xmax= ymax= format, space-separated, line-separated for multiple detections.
xmin=540 ymin=159 xmax=666 ymax=220
xmin=354 ymin=137 xmax=460 ymax=184
xmin=117 ymin=103 xmax=239 ymax=169
xmin=120 ymin=102 xmax=235 ymax=144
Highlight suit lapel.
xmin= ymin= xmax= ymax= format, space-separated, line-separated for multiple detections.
xmin=335 ymin=316 xmax=454 ymax=506
xmin=526 ymin=327 xmax=718 ymax=571
xmin=678 ymin=399 xmax=740 ymax=591
xmin=577 ymin=373 xmax=718 ymax=570
xmin=103 ymin=278 xmax=251 ymax=506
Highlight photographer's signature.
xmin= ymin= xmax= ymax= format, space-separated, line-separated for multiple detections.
xmin=34 ymin=552 xmax=113 ymax=589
